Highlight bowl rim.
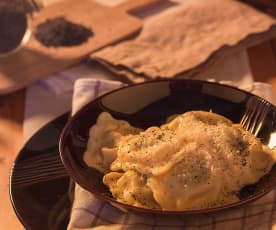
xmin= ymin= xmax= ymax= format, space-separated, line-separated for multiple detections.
xmin=59 ymin=79 xmax=276 ymax=214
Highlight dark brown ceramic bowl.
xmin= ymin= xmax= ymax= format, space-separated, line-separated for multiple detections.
xmin=59 ymin=79 xmax=276 ymax=215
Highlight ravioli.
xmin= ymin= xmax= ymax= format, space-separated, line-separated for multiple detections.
xmin=83 ymin=112 xmax=141 ymax=173
xmin=84 ymin=111 xmax=276 ymax=210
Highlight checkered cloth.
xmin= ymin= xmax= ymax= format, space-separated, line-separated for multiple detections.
xmin=67 ymin=78 xmax=276 ymax=230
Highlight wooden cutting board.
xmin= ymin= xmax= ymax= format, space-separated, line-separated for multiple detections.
xmin=0 ymin=0 xmax=165 ymax=94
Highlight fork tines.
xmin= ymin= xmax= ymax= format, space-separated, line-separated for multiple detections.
xmin=240 ymin=97 xmax=270 ymax=136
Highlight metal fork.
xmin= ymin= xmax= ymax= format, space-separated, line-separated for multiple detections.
xmin=240 ymin=96 xmax=270 ymax=136
xmin=11 ymin=152 xmax=68 ymax=188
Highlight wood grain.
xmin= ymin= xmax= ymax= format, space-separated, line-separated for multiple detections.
xmin=0 ymin=90 xmax=25 ymax=229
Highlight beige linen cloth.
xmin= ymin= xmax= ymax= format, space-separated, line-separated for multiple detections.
xmin=67 ymin=78 xmax=276 ymax=230
xmin=91 ymin=0 xmax=276 ymax=82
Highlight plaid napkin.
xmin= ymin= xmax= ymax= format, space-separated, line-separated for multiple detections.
xmin=67 ymin=78 xmax=276 ymax=230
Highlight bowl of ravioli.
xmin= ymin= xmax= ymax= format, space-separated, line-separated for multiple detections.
xmin=60 ymin=79 xmax=276 ymax=214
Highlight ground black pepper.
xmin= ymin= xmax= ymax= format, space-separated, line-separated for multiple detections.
xmin=34 ymin=17 xmax=93 ymax=47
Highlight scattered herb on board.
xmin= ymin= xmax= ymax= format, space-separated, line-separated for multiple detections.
xmin=34 ymin=17 xmax=93 ymax=47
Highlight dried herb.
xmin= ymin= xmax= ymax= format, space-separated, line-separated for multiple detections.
xmin=35 ymin=17 xmax=93 ymax=47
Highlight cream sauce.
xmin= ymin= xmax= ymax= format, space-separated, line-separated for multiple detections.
xmin=84 ymin=111 xmax=275 ymax=210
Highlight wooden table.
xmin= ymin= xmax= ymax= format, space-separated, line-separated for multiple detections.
xmin=0 ymin=40 xmax=275 ymax=229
